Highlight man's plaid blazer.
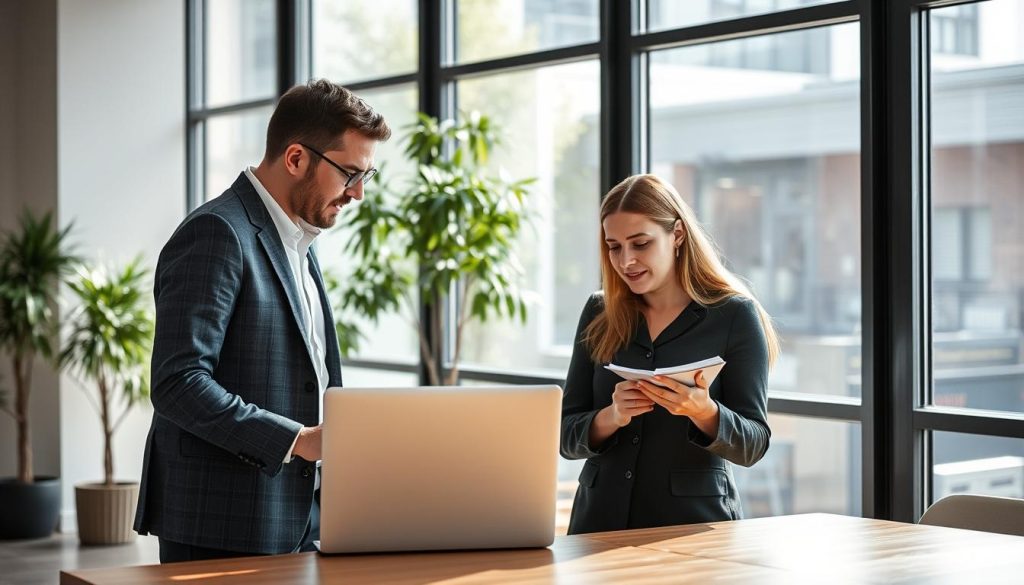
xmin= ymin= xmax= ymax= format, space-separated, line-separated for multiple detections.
xmin=134 ymin=173 xmax=343 ymax=554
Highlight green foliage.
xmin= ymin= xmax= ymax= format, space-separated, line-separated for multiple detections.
xmin=61 ymin=258 xmax=154 ymax=407
xmin=334 ymin=111 xmax=533 ymax=383
xmin=0 ymin=210 xmax=78 ymax=482
xmin=323 ymin=271 xmax=366 ymax=358
xmin=0 ymin=211 xmax=78 ymax=361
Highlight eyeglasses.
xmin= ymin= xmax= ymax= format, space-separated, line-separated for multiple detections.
xmin=299 ymin=143 xmax=378 ymax=188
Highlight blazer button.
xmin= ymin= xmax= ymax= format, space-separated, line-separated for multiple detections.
xmin=625 ymin=470 xmax=633 ymax=480
xmin=302 ymin=466 xmax=313 ymax=478
xmin=645 ymin=351 xmax=652 ymax=359
xmin=305 ymin=381 xmax=316 ymax=393
xmin=632 ymin=436 xmax=640 ymax=445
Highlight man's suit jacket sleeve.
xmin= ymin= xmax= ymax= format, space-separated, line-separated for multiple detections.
xmin=150 ymin=213 xmax=302 ymax=477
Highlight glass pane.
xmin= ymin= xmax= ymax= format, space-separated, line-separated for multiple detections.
xmin=342 ymin=366 xmax=418 ymax=387
xmin=319 ymin=85 xmax=420 ymax=362
xmin=929 ymin=0 xmax=1024 ymax=415
xmin=932 ymin=432 xmax=1024 ymax=502
xmin=455 ymin=60 xmax=601 ymax=376
xmin=205 ymin=0 xmax=277 ymax=108
xmin=557 ymin=414 xmax=861 ymax=522
xmin=735 ymin=414 xmax=861 ymax=517
xmin=204 ymin=107 xmax=274 ymax=202
xmin=646 ymin=0 xmax=844 ymax=33
xmin=648 ymin=24 xmax=862 ymax=398
xmin=456 ymin=0 xmax=599 ymax=64
xmin=312 ymin=0 xmax=417 ymax=83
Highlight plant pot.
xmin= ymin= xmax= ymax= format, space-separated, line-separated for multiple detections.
xmin=75 ymin=482 xmax=139 ymax=545
xmin=0 ymin=476 xmax=61 ymax=539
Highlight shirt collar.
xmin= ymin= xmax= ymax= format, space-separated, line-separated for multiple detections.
xmin=245 ymin=167 xmax=321 ymax=252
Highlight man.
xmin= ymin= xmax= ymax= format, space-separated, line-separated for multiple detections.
xmin=134 ymin=79 xmax=391 ymax=562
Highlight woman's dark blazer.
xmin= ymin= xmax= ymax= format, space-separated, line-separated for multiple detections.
xmin=560 ymin=292 xmax=771 ymax=535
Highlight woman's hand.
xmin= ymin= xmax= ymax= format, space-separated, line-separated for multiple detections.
xmin=608 ymin=379 xmax=656 ymax=427
xmin=636 ymin=371 xmax=718 ymax=423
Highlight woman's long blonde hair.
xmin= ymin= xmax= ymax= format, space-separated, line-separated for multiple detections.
xmin=584 ymin=174 xmax=780 ymax=366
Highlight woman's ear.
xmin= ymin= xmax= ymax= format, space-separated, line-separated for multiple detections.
xmin=674 ymin=219 xmax=686 ymax=248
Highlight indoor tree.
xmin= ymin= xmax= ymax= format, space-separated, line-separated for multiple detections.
xmin=60 ymin=258 xmax=153 ymax=486
xmin=0 ymin=211 xmax=77 ymax=484
xmin=336 ymin=112 xmax=533 ymax=385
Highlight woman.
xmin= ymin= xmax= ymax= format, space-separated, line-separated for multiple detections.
xmin=561 ymin=174 xmax=780 ymax=535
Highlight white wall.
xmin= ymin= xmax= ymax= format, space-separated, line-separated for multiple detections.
xmin=56 ymin=0 xmax=185 ymax=530
xmin=0 ymin=0 xmax=62 ymax=484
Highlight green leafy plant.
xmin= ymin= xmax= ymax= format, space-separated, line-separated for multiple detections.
xmin=336 ymin=111 xmax=534 ymax=385
xmin=0 ymin=211 xmax=78 ymax=484
xmin=61 ymin=259 xmax=153 ymax=486
xmin=323 ymin=271 xmax=365 ymax=359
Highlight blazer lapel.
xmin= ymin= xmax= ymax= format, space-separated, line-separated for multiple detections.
xmin=258 ymin=230 xmax=311 ymax=340
xmin=307 ymin=247 xmax=343 ymax=387
xmin=652 ymin=302 xmax=708 ymax=348
xmin=233 ymin=174 xmax=318 ymax=366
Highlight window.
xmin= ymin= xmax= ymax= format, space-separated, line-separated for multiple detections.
xmin=455 ymin=0 xmax=599 ymax=63
xmin=932 ymin=433 xmax=1024 ymax=501
xmin=736 ymin=415 xmax=862 ymax=517
xmin=312 ymin=1 xmax=420 ymax=364
xmin=186 ymin=0 xmax=1024 ymax=523
xmin=455 ymin=61 xmax=601 ymax=373
xmin=315 ymin=85 xmax=420 ymax=363
xmin=932 ymin=207 xmax=991 ymax=284
xmin=930 ymin=4 xmax=979 ymax=56
xmin=649 ymin=23 xmax=862 ymax=398
xmin=312 ymin=0 xmax=417 ymax=83
xmin=204 ymin=0 xmax=277 ymax=107
xmin=929 ymin=0 xmax=1024 ymax=416
xmin=646 ymin=0 xmax=844 ymax=32
xmin=188 ymin=0 xmax=279 ymax=205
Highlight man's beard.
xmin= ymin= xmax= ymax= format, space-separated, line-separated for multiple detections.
xmin=292 ymin=169 xmax=350 ymax=229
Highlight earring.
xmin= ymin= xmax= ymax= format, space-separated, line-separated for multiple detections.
xmin=675 ymin=246 xmax=680 ymax=258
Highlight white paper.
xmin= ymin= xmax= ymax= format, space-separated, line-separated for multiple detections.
xmin=605 ymin=355 xmax=725 ymax=387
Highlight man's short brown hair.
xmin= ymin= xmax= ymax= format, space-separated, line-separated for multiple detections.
xmin=264 ymin=79 xmax=391 ymax=161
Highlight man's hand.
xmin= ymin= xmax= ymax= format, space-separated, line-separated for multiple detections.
xmin=292 ymin=425 xmax=323 ymax=462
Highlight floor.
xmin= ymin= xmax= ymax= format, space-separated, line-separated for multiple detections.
xmin=0 ymin=532 xmax=159 ymax=585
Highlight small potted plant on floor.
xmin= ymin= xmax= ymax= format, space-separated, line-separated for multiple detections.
xmin=0 ymin=210 xmax=77 ymax=539
xmin=61 ymin=258 xmax=153 ymax=545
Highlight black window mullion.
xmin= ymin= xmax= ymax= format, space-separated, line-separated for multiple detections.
xmin=417 ymin=0 xmax=445 ymax=385
xmin=632 ymin=0 xmax=859 ymax=52
xmin=859 ymin=0 xmax=879 ymax=521
xmin=277 ymin=0 xmax=298 ymax=95
xmin=442 ymin=43 xmax=600 ymax=80
xmin=600 ymin=0 xmax=637 ymax=194
xmin=914 ymin=408 xmax=1024 ymax=438
xmin=877 ymin=0 xmax=927 ymax=523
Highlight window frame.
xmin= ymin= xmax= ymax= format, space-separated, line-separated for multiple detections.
xmin=185 ymin=0 xmax=1024 ymax=523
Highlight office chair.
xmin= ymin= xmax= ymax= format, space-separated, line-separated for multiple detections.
xmin=919 ymin=494 xmax=1024 ymax=537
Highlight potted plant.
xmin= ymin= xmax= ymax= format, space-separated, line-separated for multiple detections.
xmin=61 ymin=258 xmax=153 ymax=545
xmin=0 ymin=210 xmax=77 ymax=539
xmin=336 ymin=112 xmax=533 ymax=385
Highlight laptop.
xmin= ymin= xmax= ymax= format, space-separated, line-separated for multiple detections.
xmin=317 ymin=384 xmax=562 ymax=554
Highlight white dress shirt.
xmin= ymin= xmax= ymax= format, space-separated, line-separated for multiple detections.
xmin=245 ymin=168 xmax=329 ymax=464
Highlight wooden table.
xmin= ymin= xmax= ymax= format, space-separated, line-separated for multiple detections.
xmin=60 ymin=513 xmax=1024 ymax=584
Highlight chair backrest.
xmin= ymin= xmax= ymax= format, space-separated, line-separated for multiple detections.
xmin=919 ymin=494 xmax=1024 ymax=537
